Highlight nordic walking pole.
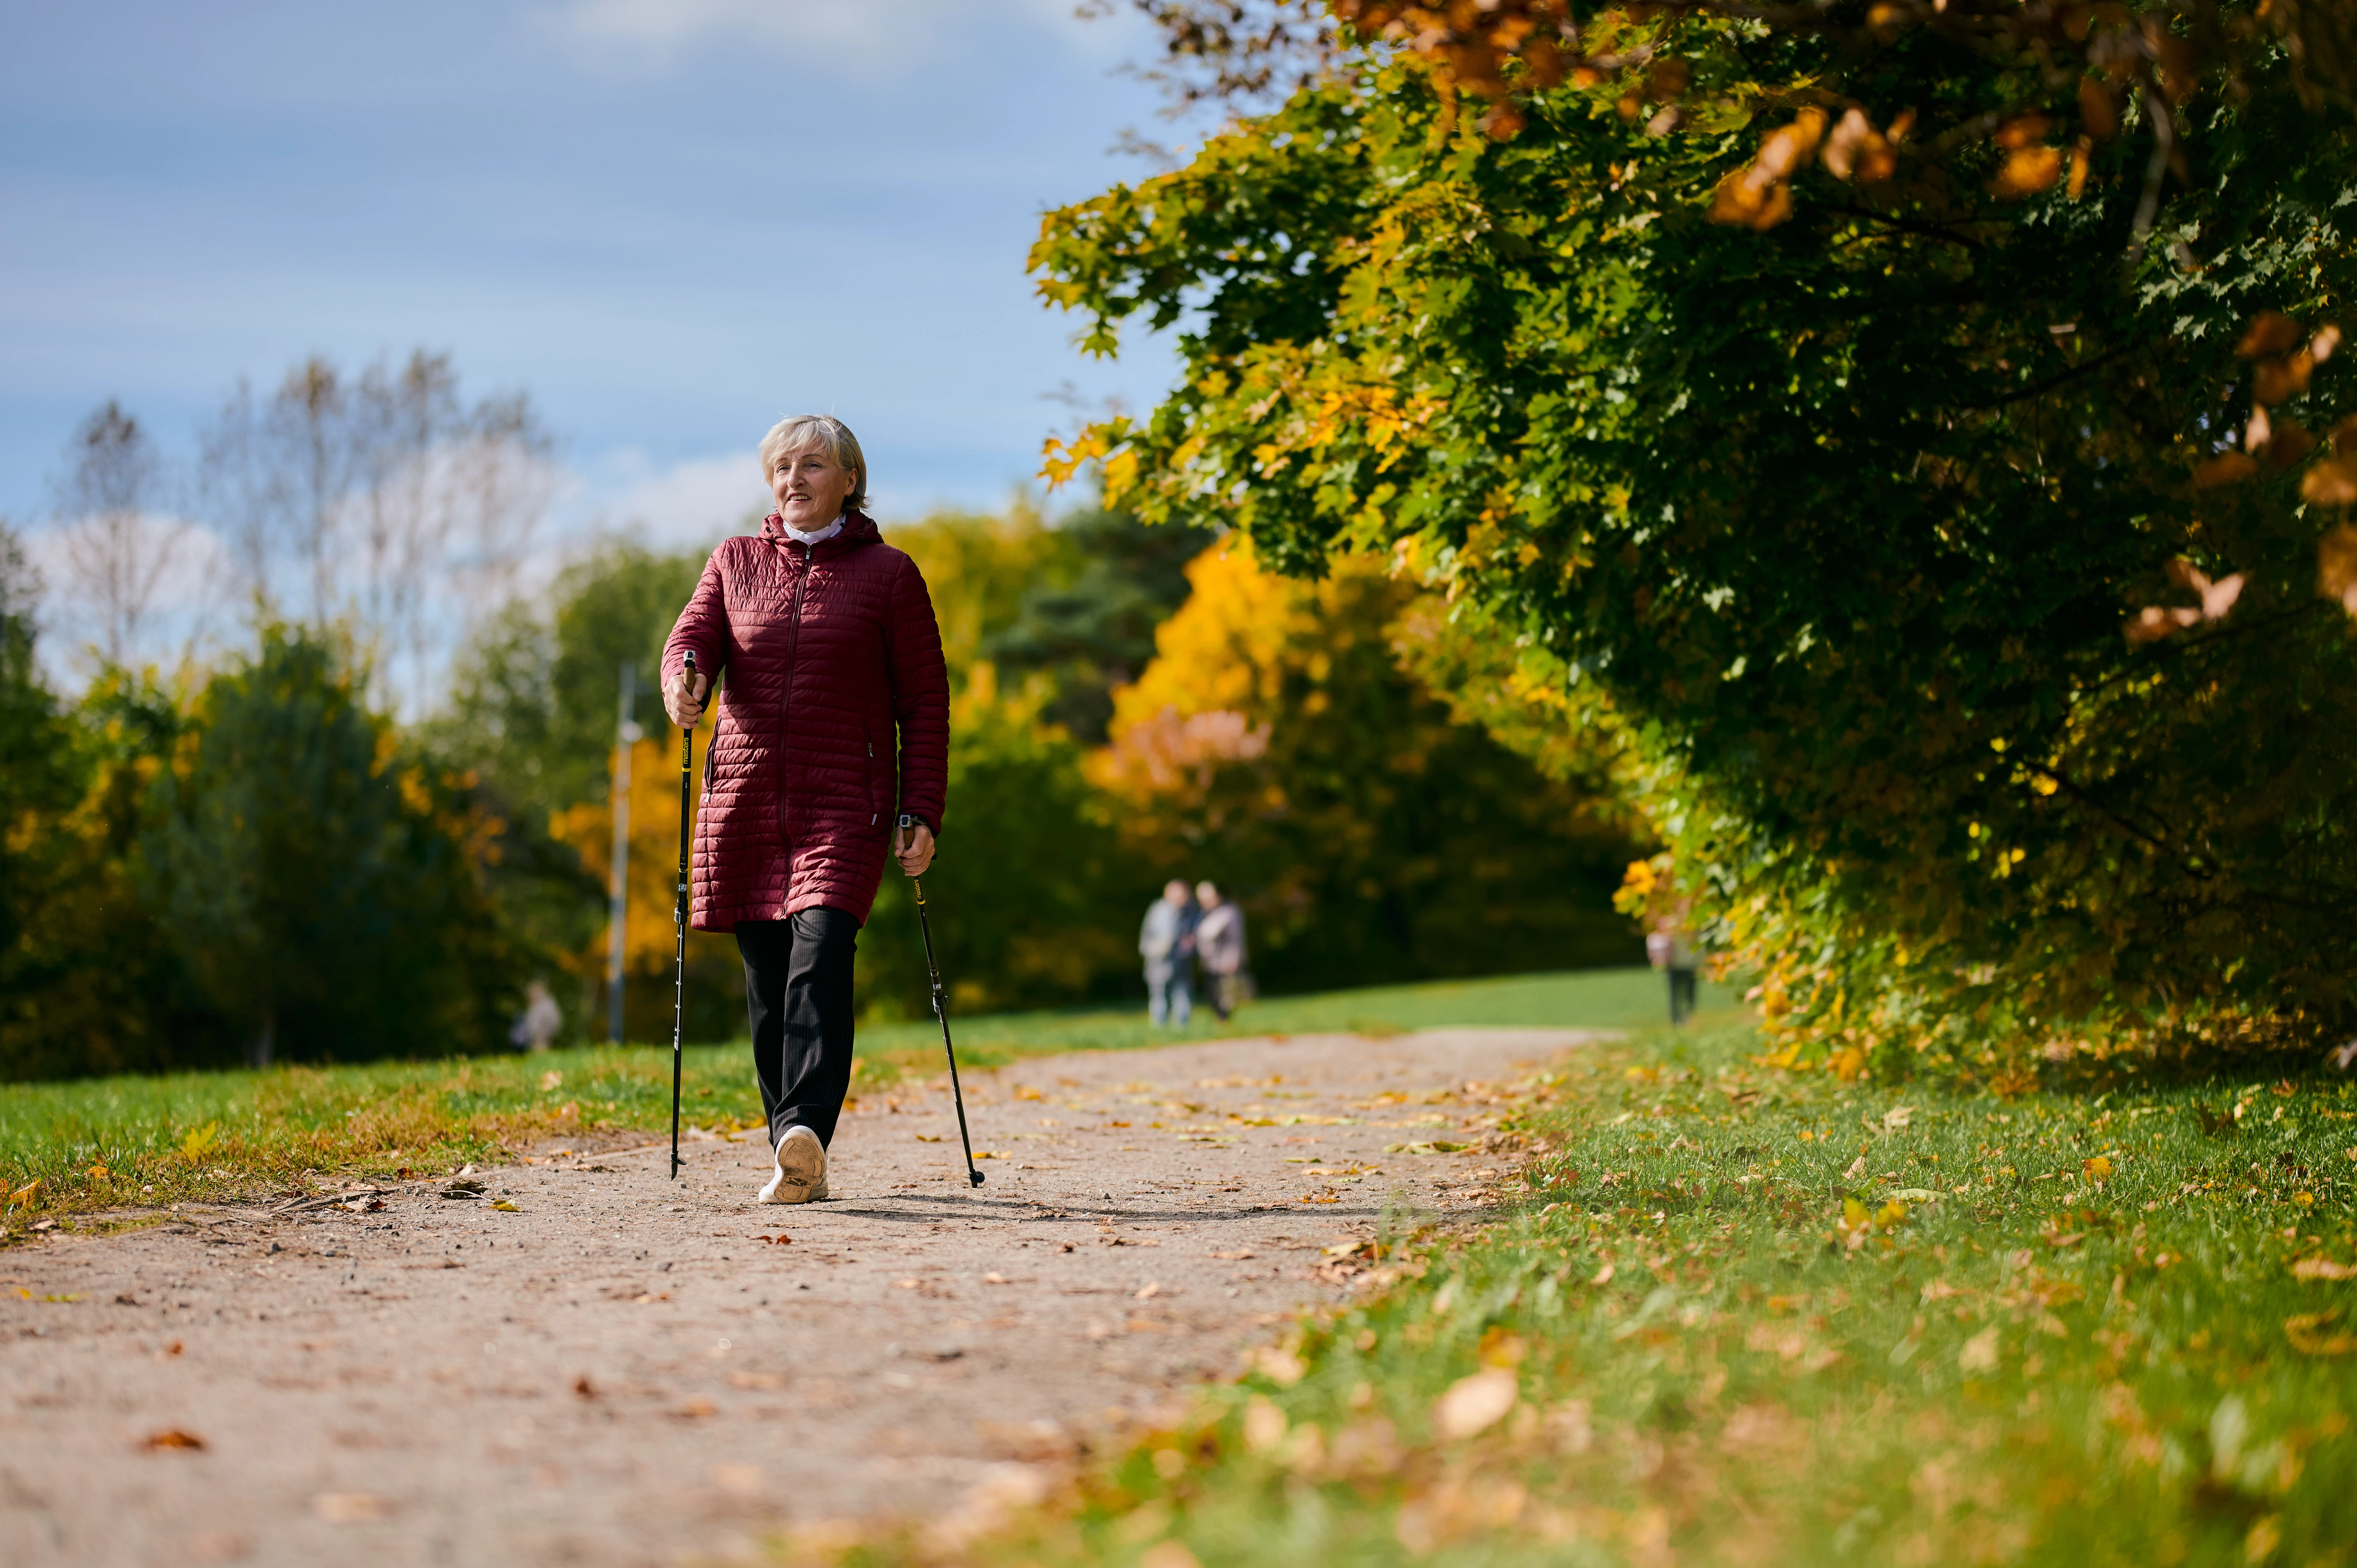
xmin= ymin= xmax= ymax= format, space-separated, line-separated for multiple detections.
xmin=901 ymin=815 xmax=983 ymax=1188
xmin=670 ymin=652 xmax=698 ymax=1182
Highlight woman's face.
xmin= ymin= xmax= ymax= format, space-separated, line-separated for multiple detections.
xmin=770 ymin=447 xmax=857 ymax=529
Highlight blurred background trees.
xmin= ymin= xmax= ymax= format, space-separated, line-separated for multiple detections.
xmin=1 ymin=346 xmax=1647 ymax=1082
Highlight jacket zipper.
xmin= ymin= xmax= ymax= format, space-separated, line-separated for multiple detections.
xmin=865 ymin=729 xmax=877 ymax=828
xmin=777 ymin=542 xmax=810 ymax=864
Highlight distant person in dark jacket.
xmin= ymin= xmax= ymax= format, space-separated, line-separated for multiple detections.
xmin=662 ymin=415 xmax=950 ymax=1206
xmin=1646 ymin=921 xmax=1698 ymax=1027
xmin=1194 ymin=881 xmax=1247 ymax=1022
xmin=1139 ymin=879 xmax=1198 ymax=1026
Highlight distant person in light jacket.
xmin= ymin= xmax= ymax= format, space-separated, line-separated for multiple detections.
xmin=1139 ymin=879 xmax=1198 ymax=1027
xmin=1194 ymin=881 xmax=1247 ymax=1022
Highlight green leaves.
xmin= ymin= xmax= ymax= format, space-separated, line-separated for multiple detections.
xmin=1034 ymin=6 xmax=2357 ymax=1074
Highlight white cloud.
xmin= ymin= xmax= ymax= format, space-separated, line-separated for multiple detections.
xmin=564 ymin=449 xmax=772 ymax=554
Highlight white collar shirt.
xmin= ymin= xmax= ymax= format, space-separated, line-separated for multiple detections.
xmin=781 ymin=516 xmax=845 ymax=547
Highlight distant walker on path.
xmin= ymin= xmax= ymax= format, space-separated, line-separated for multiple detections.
xmin=1139 ymin=879 xmax=1198 ymax=1027
xmin=1194 ymin=881 xmax=1247 ymax=1022
xmin=661 ymin=415 xmax=950 ymax=1206
xmin=1646 ymin=921 xmax=1698 ymax=1027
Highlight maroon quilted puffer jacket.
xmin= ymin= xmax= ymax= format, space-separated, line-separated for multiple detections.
xmin=660 ymin=512 xmax=949 ymax=931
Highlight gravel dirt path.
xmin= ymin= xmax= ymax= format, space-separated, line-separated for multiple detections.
xmin=1 ymin=1026 xmax=1594 ymax=1567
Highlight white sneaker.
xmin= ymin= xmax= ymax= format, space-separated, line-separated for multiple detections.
xmin=760 ymin=1126 xmax=828 ymax=1204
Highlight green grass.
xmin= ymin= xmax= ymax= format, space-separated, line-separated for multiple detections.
xmin=0 ymin=966 xmax=1718 ymax=1227
xmin=823 ymin=1025 xmax=2357 ymax=1568
xmin=857 ymin=966 xmax=1737 ymax=1069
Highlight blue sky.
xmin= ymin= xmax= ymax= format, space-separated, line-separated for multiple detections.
xmin=0 ymin=0 xmax=1185 ymax=546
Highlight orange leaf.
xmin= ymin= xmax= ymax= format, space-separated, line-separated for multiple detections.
xmin=2078 ymin=76 xmax=2119 ymax=139
xmin=2320 ymin=524 xmax=2357 ymax=615
xmin=2254 ymin=351 xmax=2315 ymax=405
xmin=2302 ymin=457 xmax=2357 ymax=507
xmin=2239 ymin=313 xmax=2304 ymax=359
xmin=2192 ymin=452 xmax=2258 ymax=489
xmin=2265 ymin=418 xmax=2316 ymax=470
xmin=1990 ymin=146 xmax=2063 ymax=199
xmin=1996 ymin=115 xmax=2053 ymax=150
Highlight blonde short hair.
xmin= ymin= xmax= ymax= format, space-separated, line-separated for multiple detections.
xmin=758 ymin=415 xmax=867 ymax=511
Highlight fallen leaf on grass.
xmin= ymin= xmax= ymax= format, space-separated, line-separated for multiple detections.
xmin=1433 ymin=1367 xmax=1519 ymax=1439
xmin=2287 ymin=1313 xmax=2357 ymax=1356
xmin=1960 ymin=1327 xmax=2002 ymax=1374
xmin=2083 ymin=1156 xmax=2113 ymax=1182
xmin=143 ymin=1429 xmax=206 ymax=1451
xmin=1253 ymin=1346 xmax=1307 ymax=1387
xmin=1883 ymin=1106 xmax=1914 ymax=1130
xmin=1843 ymin=1154 xmax=1869 ymax=1180
xmin=2293 ymin=1258 xmax=2357 ymax=1281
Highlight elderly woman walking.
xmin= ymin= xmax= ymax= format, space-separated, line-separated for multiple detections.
xmin=662 ymin=415 xmax=949 ymax=1204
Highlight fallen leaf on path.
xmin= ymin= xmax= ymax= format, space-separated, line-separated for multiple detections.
xmin=574 ymin=1376 xmax=597 ymax=1398
xmin=984 ymin=1272 xmax=1009 ymax=1284
xmin=1209 ymin=1250 xmax=1256 ymax=1261
xmin=915 ymin=1135 xmax=943 ymax=1143
xmin=677 ymin=1399 xmax=718 ymax=1418
xmin=313 ymin=1492 xmax=387 ymax=1522
xmin=1433 ymin=1367 xmax=1519 ymax=1439
xmin=490 ymin=1201 xmax=520 ymax=1213
xmin=731 ymin=1371 xmax=787 ymax=1390
xmin=1134 ymin=1282 xmax=1161 ymax=1300
xmin=711 ymin=1463 xmax=763 ymax=1496
xmin=142 ymin=1429 xmax=206 ymax=1451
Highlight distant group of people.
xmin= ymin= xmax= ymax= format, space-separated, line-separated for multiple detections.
xmin=1138 ymin=879 xmax=1249 ymax=1026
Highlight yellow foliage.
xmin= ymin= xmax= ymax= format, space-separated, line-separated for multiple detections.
xmin=550 ymin=710 xmax=719 ymax=983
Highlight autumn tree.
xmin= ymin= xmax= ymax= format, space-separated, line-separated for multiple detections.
xmin=1094 ymin=540 xmax=1643 ymax=989
xmin=1041 ymin=1 xmax=2357 ymax=1074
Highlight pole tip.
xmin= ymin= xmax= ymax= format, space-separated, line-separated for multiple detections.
xmin=969 ymin=1169 xmax=985 ymax=1187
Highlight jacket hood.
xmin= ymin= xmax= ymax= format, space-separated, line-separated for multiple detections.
xmin=760 ymin=510 xmax=881 ymax=552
